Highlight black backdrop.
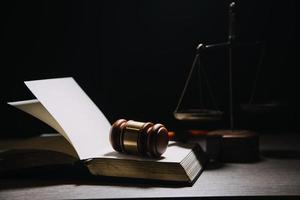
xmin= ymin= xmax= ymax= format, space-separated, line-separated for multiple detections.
xmin=1 ymin=0 xmax=300 ymax=137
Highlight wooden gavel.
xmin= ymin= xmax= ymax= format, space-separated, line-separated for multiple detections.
xmin=109 ymin=119 xmax=169 ymax=158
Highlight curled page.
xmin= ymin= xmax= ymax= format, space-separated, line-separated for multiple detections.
xmin=8 ymin=99 xmax=73 ymax=146
xmin=23 ymin=77 xmax=112 ymax=160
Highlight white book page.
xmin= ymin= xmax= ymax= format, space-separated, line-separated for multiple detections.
xmin=96 ymin=142 xmax=194 ymax=163
xmin=98 ymin=143 xmax=192 ymax=163
xmin=8 ymin=99 xmax=72 ymax=145
xmin=24 ymin=77 xmax=112 ymax=160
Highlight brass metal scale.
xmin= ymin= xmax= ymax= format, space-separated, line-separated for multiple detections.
xmin=174 ymin=2 xmax=238 ymax=126
xmin=174 ymin=1 xmax=279 ymax=132
xmin=173 ymin=43 xmax=224 ymax=123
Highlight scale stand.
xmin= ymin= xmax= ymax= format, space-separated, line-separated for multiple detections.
xmin=174 ymin=2 xmax=260 ymax=160
xmin=174 ymin=2 xmax=239 ymax=129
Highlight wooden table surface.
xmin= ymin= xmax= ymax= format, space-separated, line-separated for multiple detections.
xmin=1 ymin=133 xmax=300 ymax=199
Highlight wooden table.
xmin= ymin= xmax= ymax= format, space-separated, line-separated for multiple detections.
xmin=1 ymin=133 xmax=300 ymax=199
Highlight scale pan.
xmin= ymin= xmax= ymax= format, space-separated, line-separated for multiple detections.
xmin=174 ymin=109 xmax=223 ymax=121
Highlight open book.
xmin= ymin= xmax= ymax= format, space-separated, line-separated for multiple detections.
xmin=5 ymin=77 xmax=206 ymax=185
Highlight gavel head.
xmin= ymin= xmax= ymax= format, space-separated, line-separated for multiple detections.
xmin=109 ymin=119 xmax=169 ymax=158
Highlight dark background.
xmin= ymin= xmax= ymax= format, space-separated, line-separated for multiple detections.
xmin=1 ymin=0 xmax=299 ymax=138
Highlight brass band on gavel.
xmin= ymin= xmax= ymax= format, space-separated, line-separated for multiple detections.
xmin=109 ymin=119 xmax=169 ymax=158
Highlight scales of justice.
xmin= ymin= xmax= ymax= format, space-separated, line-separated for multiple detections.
xmin=173 ymin=2 xmax=279 ymax=137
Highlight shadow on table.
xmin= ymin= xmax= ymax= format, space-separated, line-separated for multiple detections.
xmin=0 ymin=163 xmax=192 ymax=190
xmin=261 ymin=150 xmax=300 ymax=160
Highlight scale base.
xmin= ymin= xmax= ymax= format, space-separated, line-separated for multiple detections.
xmin=206 ymin=129 xmax=260 ymax=163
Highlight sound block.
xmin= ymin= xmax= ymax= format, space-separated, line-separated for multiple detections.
xmin=206 ymin=130 xmax=259 ymax=163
